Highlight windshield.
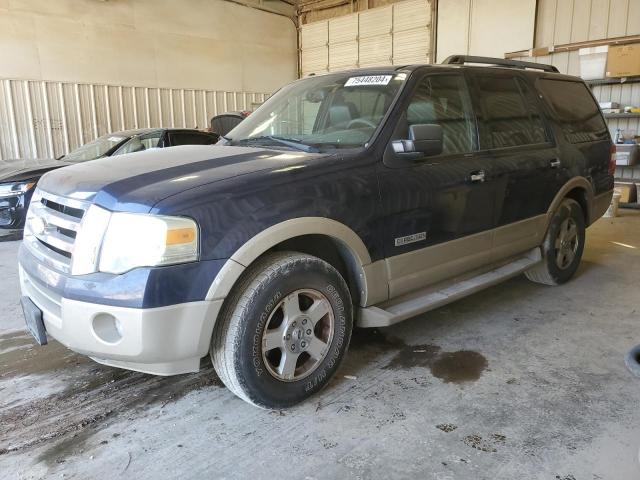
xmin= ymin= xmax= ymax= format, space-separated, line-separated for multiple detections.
xmin=227 ymin=72 xmax=407 ymax=151
xmin=63 ymin=134 xmax=128 ymax=162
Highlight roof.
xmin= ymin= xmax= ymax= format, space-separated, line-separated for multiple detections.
xmin=108 ymin=127 xmax=216 ymax=138
xmin=307 ymin=56 xmax=576 ymax=80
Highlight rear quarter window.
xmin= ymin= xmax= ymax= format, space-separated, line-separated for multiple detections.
xmin=537 ymin=79 xmax=608 ymax=144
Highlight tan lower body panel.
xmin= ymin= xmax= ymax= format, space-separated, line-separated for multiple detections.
xmin=359 ymin=248 xmax=542 ymax=328
xmin=590 ymin=190 xmax=613 ymax=225
xmin=384 ymin=214 xmax=547 ymax=300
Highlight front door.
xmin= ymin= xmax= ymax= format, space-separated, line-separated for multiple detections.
xmin=377 ymin=72 xmax=498 ymax=298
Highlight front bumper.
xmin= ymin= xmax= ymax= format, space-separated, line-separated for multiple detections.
xmin=19 ymin=264 xmax=223 ymax=375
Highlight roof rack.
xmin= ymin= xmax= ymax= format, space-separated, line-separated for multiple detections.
xmin=441 ymin=55 xmax=559 ymax=73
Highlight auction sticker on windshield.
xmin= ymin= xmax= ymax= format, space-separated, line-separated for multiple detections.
xmin=345 ymin=75 xmax=392 ymax=87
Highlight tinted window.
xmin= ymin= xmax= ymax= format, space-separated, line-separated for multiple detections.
xmin=537 ymin=79 xmax=608 ymax=143
xmin=113 ymin=132 xmax=162 ymax=156
xmin=170 ymin=132 xmax=217 ymax=146
xmin=211 ymin=115 xmax=244 ymax=136
xmin=403 ymin=75 xmax=475 ymax=155
xmin=475 ymin=75 xmax=548 ymax=148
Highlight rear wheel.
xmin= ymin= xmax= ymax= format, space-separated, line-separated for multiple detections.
xmin=525 ymin=198 xmax=585 ymax=285
xmin=211 ymin=251 xmax=353 ymax=409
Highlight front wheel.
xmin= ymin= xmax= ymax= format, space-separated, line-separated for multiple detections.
xmin=211 ymin=251 xmax=353 ymax=409
xmin=525 ymin=198 xmax=586 ymax=285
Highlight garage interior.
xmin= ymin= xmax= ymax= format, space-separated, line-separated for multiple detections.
xmin=1 ymin=0 xmax=640 ymax=478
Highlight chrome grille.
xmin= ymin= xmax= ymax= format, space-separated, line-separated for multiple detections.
xmin=24 ymin=189 xmax=90 ymax=273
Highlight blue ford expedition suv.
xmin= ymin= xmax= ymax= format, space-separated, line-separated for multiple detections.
xmin=19 ymin=56 xmax=614 ymax=408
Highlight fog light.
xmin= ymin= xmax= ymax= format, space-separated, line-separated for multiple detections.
xmin=92 ymin=313 xmax=123 ymax=344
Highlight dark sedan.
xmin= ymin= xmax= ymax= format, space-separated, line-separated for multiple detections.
xmin=0 ymin=128 xmax=219 ymax=238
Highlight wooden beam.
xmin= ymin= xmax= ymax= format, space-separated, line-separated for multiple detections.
xmin=506 ymin=34 xmax=640 ymax=59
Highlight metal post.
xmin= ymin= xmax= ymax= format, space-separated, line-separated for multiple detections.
xmin=42 ymin=82 xmax=54 ymax=156
xmin=181 ymin=89 xmax=186 ymax=127
xmin=118 ymin=85 xmax=125 ymax=130
xmin=145 ymin=87 xmax=151 ymax=127
xmin=169 ymin=89 xmax=175 ymax=127
xmin=132 ymin=87 xmax=138 ymax=129
xmin=89 ymin=83 xmax=98 ymax=139
xmin=24 ymin=81 xmax=37 ymax=158
xmin=58 ymin=83 xmax=70 ymax=154
xmin=157 ymin=89 xmax=163 ymax=128
xmin=74 ymin=83 xmax=84 ymax=145
xmin=4 ymin=80 xmax=20 ymax=158
xmin=104 ymin=85 xmax=112 ymax=133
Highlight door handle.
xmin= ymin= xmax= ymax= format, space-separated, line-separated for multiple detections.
xmin=469 ymin=170 xmax=486 ymax=183
xmin=550 ymin=158 xmax=561 ymax=168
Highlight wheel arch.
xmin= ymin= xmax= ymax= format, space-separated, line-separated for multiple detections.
xmin=205 ymin=217 xmax=388 ymax=308
xmin=547 ymin=177 xmax=594 ymax=226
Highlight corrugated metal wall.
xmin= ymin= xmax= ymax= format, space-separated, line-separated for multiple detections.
xmin=0 ymin=78 xmax=269 ymax=161
xmin=300 ymin=0 xmax=433 ymax=77
xmin=517 ymin=0 xmax=640 ymax=139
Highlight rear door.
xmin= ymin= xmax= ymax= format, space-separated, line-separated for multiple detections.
xmin=468 ymin=71 xmax=565 ymax=260
xmin=535 ymin=78 xmax=612 ymax=198
xmin=377 ymin=72 xmax=498 ymax=298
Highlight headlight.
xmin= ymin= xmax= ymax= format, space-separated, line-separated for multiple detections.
xmin=0 ymin=181 xmax=36 ymax=198
xmin=98 ymin=212 xmax=198 ymax=274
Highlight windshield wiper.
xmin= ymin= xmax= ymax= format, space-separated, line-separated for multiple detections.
xmin=236 ymin=135 xmax=319 ymax=153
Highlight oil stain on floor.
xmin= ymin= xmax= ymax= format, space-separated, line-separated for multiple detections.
xmin=349 ymin=328 xmax=488 ymax=384
xmin=385 ymin=344 xmax=488 ymax=383
xmin=363 ymin=331 xmax=489 ymax=384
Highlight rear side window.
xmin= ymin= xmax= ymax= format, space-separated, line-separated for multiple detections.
xmin=537 ymin=79 xmax=608 ymax=144
xmin=475 ymin=75 xmax=548 ymax=149
xmin=170 ymin=132 xmax=217 ymax=146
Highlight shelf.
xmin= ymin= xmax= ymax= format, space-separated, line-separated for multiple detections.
xmin=586 ymin=77 xmax=640 ymax=86
xmin=604 ymin=112 xmax=640 ymax=119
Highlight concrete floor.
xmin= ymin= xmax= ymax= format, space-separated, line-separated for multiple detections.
xmin=1 ymin=212 xmax=639 ymax=480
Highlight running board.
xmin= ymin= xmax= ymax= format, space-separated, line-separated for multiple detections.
xmin=358 ymin=248 xmax=542 ymax=328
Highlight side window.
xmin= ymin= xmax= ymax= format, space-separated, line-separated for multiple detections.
xmin=113 ymin=132 xmax=162 ymax=156
xmin=170 ymin=132 xmax=217 ymax=146
xmin=402 ymin=75 xmax=475 ymax=155
xmin=537 ymin=79 xmax=608 ymax=143
xmin=475 ymin=75 xmax=548 ymax=149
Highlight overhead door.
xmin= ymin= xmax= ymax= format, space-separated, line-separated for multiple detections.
xmin=300 ymin=0 xmax=434 ymax=77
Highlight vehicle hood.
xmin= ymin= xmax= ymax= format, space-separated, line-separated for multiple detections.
xmin=0 ymin=158 xmax=69 ymax=183
xmin=37 ymin=145 xmax=329 ymax=212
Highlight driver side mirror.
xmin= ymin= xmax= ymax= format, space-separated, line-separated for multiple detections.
xmin=391 ymin=124 xmax=443 ymax=158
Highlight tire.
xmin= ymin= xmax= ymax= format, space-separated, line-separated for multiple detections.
xmin=624 ymin=344 xmax=640 ymax=378
xmin=211 ymin=251 xmax=353 ymax=409
xmin=525 ymin=198 xmax=586 ymax=286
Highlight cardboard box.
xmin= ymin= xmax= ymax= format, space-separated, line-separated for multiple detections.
xmin=614 ymin=182 xmax=637 ymax=203
xmin=580 ymin=46 xmax=608 ymax=80
xmin=599 ymin=101 xmax=620 ymax=109
xmin=606 ymin=44 xmax=640 ymax=78
xmin=615 ymin=143 xmax=639 ymax=166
